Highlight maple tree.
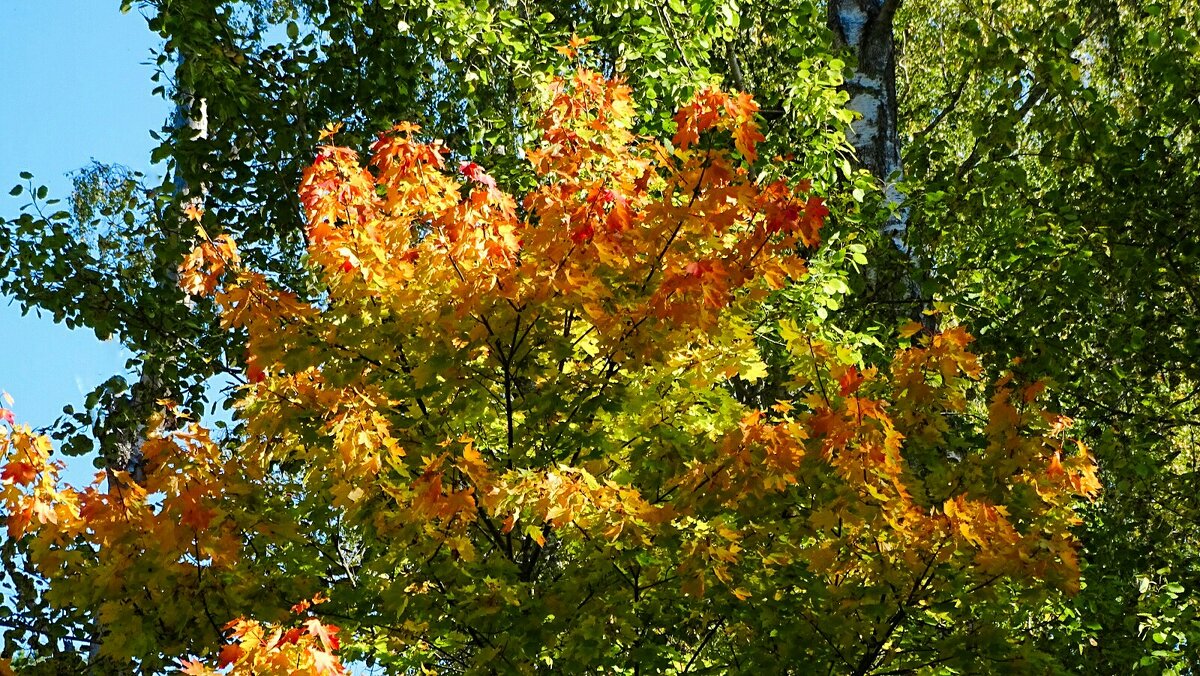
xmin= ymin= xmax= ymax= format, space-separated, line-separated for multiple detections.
xmin=1 ymin=0 xmax=1195 ymax=671
xmin=1 ymin=68 xmax=1098 ymax=673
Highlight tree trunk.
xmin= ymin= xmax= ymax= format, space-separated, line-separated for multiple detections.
xmin=828 ymin=0 xmax=907 ymax=251
xmin=828 ymin=0 xmax=934 ymax=329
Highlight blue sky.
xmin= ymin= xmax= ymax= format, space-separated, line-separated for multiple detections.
xmin=0 ymin=2 xmax=168 ymax=439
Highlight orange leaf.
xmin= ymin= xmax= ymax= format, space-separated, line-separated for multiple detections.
xmin=1047 ymin=452 xmax=1065 ymax=480
xmin=501 ymin=512 xmax=518 ymax=534
xmin=838 ymin=367 xmax=864 ymax=397
xmin=1 ymin=461 xmax=37 ymax=486
xmin=216 ymin=644 xmax=245 ymax=669
xmin=304 ymin=618 xmax=341 ymax=652
xmin=1022 ymin=380 xmax=1047 ymax=403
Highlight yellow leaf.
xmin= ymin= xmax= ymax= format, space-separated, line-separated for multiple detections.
xmin=318 ymin=121 xmax=344 ymax=141
xmin=526 ymin=524 xmax=546 ymax=547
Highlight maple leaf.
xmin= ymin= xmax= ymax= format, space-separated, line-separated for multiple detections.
xmin=309 ymin=647 xmax=345 ymax=675
xmin=1047 ymin=452 xmax=1066 ymax=479
xmin=180 ymin=499 xmax=215 ymax=531
xmin=178 ymin=659 xmax=212 ymax=675
xmin=0 ymin=408 xmax=14 ymax=425
xmin=2 ymin=461 xmax=38 ymax=485
xmin=1022 ymin=380 xmax=1047 ymax=403
xmin=216 ymin=643 xmax=245 ymax=669
xmin=280 ymin=626 xmax=304 ymax=645
xmin=526 ymin=524 xmax=547 ymax=547
xmin=555 ymin=34 xmax=594 ymax=58
xmin=459 ymin=161 xmax=497 ymax=189
xmin=838 ymin=366 xmax=864 ymax=397
xmin=245 ymin=354 xmax=267 ymax=384
xmin=318 ymin=121 xmax=344 ymax=141
xmin=305 ymin=618 xmax=341 ymax=651
xmin=6 ymin=504 xmax=32 ymax=540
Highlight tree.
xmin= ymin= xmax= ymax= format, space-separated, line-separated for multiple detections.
xmin=895 ymin=0 xmax=1200 ymax=669
xmin=4 ymin=2 xmax=840 ymax=658
xmin=1 ymin=70 xmax=1098 ymax=673
xmin=4 ymin=0 xmax=1198 ymax=671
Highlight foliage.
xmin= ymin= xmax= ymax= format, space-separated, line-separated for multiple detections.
xmin=2 ymin=0 xmax=1198 ymax=672
xmin=898 ymin=0 xmax=1200 ymax=670
xmin=0 ymin=2 xmax=853 ymax=658
xmin=0 ymin=72 xmax=1099 ymax=673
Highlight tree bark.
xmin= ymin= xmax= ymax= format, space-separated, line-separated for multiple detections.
xmin=828 ymin=0 xmax=907 ymax=251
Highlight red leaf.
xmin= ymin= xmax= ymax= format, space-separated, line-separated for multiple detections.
xmin=280 ymin=626 xmax=304 ymax=646
xmin=458 ymin=161 xmax=497 ymax=189
xmin=246 ymin=364 xmax=266 ymax=384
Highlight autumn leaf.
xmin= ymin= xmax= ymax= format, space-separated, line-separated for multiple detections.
xmin=459 ymin=161 xmax=497 ymax=190
xmin=898 ymin=321 xmax=924 ymax=339
xmin=1 ymin=461 xmax=38 ymax=485
xmin=554 ymin=34 xmax=593 ymax=58
xmin=838 ymin=366 xmax=864 ymax=397
xmin=318 ymin=121 xmax=344 ymax=141
xmin=526 ymin=524 xmax=547 ymax=548
xmin=305 ymin=618 xmax=341 ymax=652
xmin=178 ymin=659 xmax=212 ymax=675
xmin=309 ymin=646 xmax=345 ymax=675
xmin=216 ymin=643 xmax=245 ymax=669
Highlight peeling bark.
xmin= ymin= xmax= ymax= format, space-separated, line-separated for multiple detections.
xmin=828 ymin=0 xmax=907 ymax=251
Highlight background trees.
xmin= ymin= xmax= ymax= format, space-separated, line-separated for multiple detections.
xmin=898 ymin=0 xmax=1200 ymax=670
xmin=1 ymin=0 xmax=1197 ymax=672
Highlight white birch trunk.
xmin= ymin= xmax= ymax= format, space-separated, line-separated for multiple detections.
xmin=829 ymin=0 xmax=908 ymax=253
